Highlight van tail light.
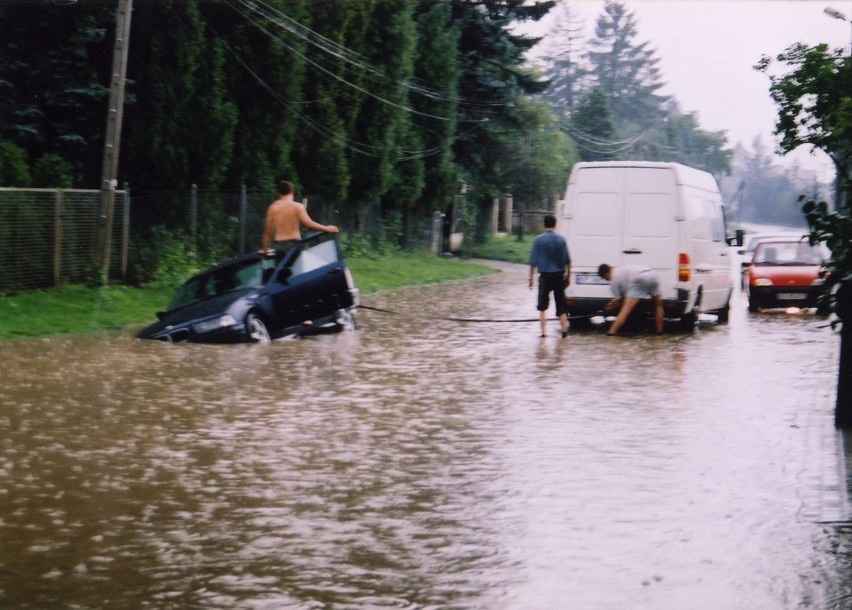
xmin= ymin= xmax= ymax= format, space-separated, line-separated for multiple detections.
xmin=678 ymin=253 xmax=691 ymax=282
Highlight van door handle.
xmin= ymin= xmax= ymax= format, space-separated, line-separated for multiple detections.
xmin=623 ymin=249 xmax=642 ymax=254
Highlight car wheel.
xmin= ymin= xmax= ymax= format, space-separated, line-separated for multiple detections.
xmin=716 ymin=297 xmax=731 ymax=324
xmin=748 ymin=299 xmax=760 ymax=313
xmin=245 ymin=312 xmax=271 ymax=343
xmin=336 ymin=308 xmax=356 ymax=331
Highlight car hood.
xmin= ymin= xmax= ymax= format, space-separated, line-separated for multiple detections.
xmin=138 ymin=287 xmax=262 ymax=338
xmin=752 ymin=265 xmax=822 ymax=284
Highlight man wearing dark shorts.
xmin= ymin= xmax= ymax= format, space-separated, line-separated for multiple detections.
xmin=528 ymin=214 xmax=571 ymax=338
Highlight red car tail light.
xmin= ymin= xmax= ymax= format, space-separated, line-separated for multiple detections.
xmin=678 ymin=253 xmax=690 ymax=282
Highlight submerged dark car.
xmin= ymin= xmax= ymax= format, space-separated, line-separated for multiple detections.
xmin=138 ymin=232 xmax=359 ymax=343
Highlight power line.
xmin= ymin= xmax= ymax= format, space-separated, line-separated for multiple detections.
xmin=559 ymin=122 xmax=644 ymax=156
xmin=217 ymin=34 xmax=452 ymax=161
xmin=230 ymin=0 xmax=452 ymax=122
xmin=238 ymin=0 xmax=505 ymax=115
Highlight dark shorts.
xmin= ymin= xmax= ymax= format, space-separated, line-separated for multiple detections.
xmin=272 ymin=239 xmax=301 ymax=262
xmin=537 ymin=271 xmax=566 ymax=315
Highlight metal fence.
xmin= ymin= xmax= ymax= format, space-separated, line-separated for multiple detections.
xmin=0 ymin=188 xmax=128 ymax=291
xmin=0 ymin=185 xmax=539 ymax=292
xmin=131 ymin=187 xmax=442 ymax=259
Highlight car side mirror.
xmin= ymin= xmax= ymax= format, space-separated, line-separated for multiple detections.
xmin=156 ymin=310 xmax=167 ymax=320
xmin=728 ymin=229 xmax=744 ymax=248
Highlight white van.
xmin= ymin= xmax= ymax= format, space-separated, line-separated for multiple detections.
xmin=556 ymin=161 xmax=742 ymax=330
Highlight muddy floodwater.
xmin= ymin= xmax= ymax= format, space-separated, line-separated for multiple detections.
xmin=2 ymin=260 xmax=852 ymax=609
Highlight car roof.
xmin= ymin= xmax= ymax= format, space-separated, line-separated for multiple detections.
xmin=203 ymin=251 xmax=265 ymax=272
xmin=753 ymin=236 xmax=809 ymax=245
xmin=745 ymin=232 xmax=803 ymax=245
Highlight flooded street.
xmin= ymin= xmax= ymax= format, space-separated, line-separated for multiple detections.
xmin=2 ymin=260 xmax=851 ymax=609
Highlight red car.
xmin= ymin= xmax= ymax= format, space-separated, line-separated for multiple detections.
xmin=746 ymin=238 xmax=829 ymax=312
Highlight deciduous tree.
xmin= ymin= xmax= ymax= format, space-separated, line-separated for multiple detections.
xmin=757 ymin=42 xmax=852 ymax=426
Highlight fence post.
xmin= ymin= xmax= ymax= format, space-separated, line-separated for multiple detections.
xmin=190 ymin=184 xmax=198 ymax=257
xmin=121 ymin=183 xmax=130 ymax=280
xmin=431 ymin=211 xmax=444 ymax=254
xmin=54 ymin=189 xmax=63 ymax=286
xmin=239 ymin=184 xmax=247 ymax=254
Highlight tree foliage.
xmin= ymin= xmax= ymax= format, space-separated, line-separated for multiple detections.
xmin=536 ymin=2 xmax=588 ymax=119
xmin=757 ymin=43 xmax=852 ymax=297
xmin=0 ymin=0 xmax=574 ymax=249
xmin=586 ymin=0 xmax=668 ymax=131
xmin=539 ymin=0 xmax=731 ymax=176
xmin=567 ymin=87 xmax=616 ymax=161
xmin=0 ymin=3 xmax=111 ymax=186
xmin=758 ymin=42 xmax=852 ymax=425
xmin=757 ymin=43 xmax=852 ymax=202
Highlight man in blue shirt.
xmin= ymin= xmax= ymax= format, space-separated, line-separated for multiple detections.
xmin=528 ymin=214 xmax=571 ymax=338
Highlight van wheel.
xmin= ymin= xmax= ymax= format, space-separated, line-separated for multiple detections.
xmin=679 ymin=290 xmax=700 ymax=332
xmin=715 ymin=291 xmax=732 ymax=324
xmin=679 ymin=307 xmax=698 ymax=332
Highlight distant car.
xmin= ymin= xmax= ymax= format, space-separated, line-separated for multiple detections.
xmin=745 ymin=238 xmax=829 ymax=312
xmin=138 ymin=232 xmax=359 ymax=343
xmin=737 ymin=232 xmax=803 ymax=289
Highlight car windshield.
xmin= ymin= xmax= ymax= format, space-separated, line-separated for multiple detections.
xmin=287 ymin=238 xmax=339 ymax=275
xmin=168 ymin=257 xmax=265 ymax=311
xmin=743 ymin=234 xmax=799 ymax=253
xmin=753 ymin=241 xmax=824 ymax=266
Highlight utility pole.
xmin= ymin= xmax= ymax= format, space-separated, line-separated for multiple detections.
xmin=94 ymin=0 xmax=133 ymax=283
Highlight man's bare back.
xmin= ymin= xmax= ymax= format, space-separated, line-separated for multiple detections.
xmin=261 ymin=183 xmax=338 ymax=251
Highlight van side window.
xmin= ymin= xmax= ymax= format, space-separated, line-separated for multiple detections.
xmin=685 ymin=197 xmax=710 ymax=240
xmin=708 ymin=202 xmax=724 ymax=242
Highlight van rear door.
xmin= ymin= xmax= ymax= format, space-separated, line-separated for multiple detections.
xmin=621 ymin=168 xmax=679 ymax=281
xmin=565 ymin=165 xmax=678 ymax=295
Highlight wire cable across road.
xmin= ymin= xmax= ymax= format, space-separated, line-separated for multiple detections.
xmin=357 ymin=304 xmax=597 ymax=324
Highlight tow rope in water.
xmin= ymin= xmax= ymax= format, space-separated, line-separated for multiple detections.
xmin=357 ymin=304 xmax=599 ymax=324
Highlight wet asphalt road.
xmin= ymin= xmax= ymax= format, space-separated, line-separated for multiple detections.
xmin=1 ymin=259 xmax=851 ymax=608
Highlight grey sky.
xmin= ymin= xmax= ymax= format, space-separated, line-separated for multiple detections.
xmin=526 ymin=0 xmax=851 ymax=180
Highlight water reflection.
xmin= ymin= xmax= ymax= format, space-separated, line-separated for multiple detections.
xmin=1 ymin=262 xmax=851 ymax=608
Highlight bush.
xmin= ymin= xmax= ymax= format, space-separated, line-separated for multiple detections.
xmin=129 ymin=226 xmax=203 ymax=288
xmin=0 ymin=142 xmax=32 ymax=187
xmin=32 ymin=154 xmax=73 ymax=188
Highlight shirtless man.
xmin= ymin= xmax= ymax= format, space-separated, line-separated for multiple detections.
xmin=260 ymin=181 xmax=338 ymax=259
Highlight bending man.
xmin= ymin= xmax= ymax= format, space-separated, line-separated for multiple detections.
xmin=598 ymin=263 xmax=664 ymax=336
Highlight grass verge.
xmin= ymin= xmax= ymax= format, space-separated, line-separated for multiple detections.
xmin=471 ymin=233 xmax=534 ymax=265
xmin=0 ymin=251 xmax=499 ymax=341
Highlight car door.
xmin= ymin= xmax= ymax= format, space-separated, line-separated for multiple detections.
xmin=268 ymin=235 xmax=352 ymax=328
